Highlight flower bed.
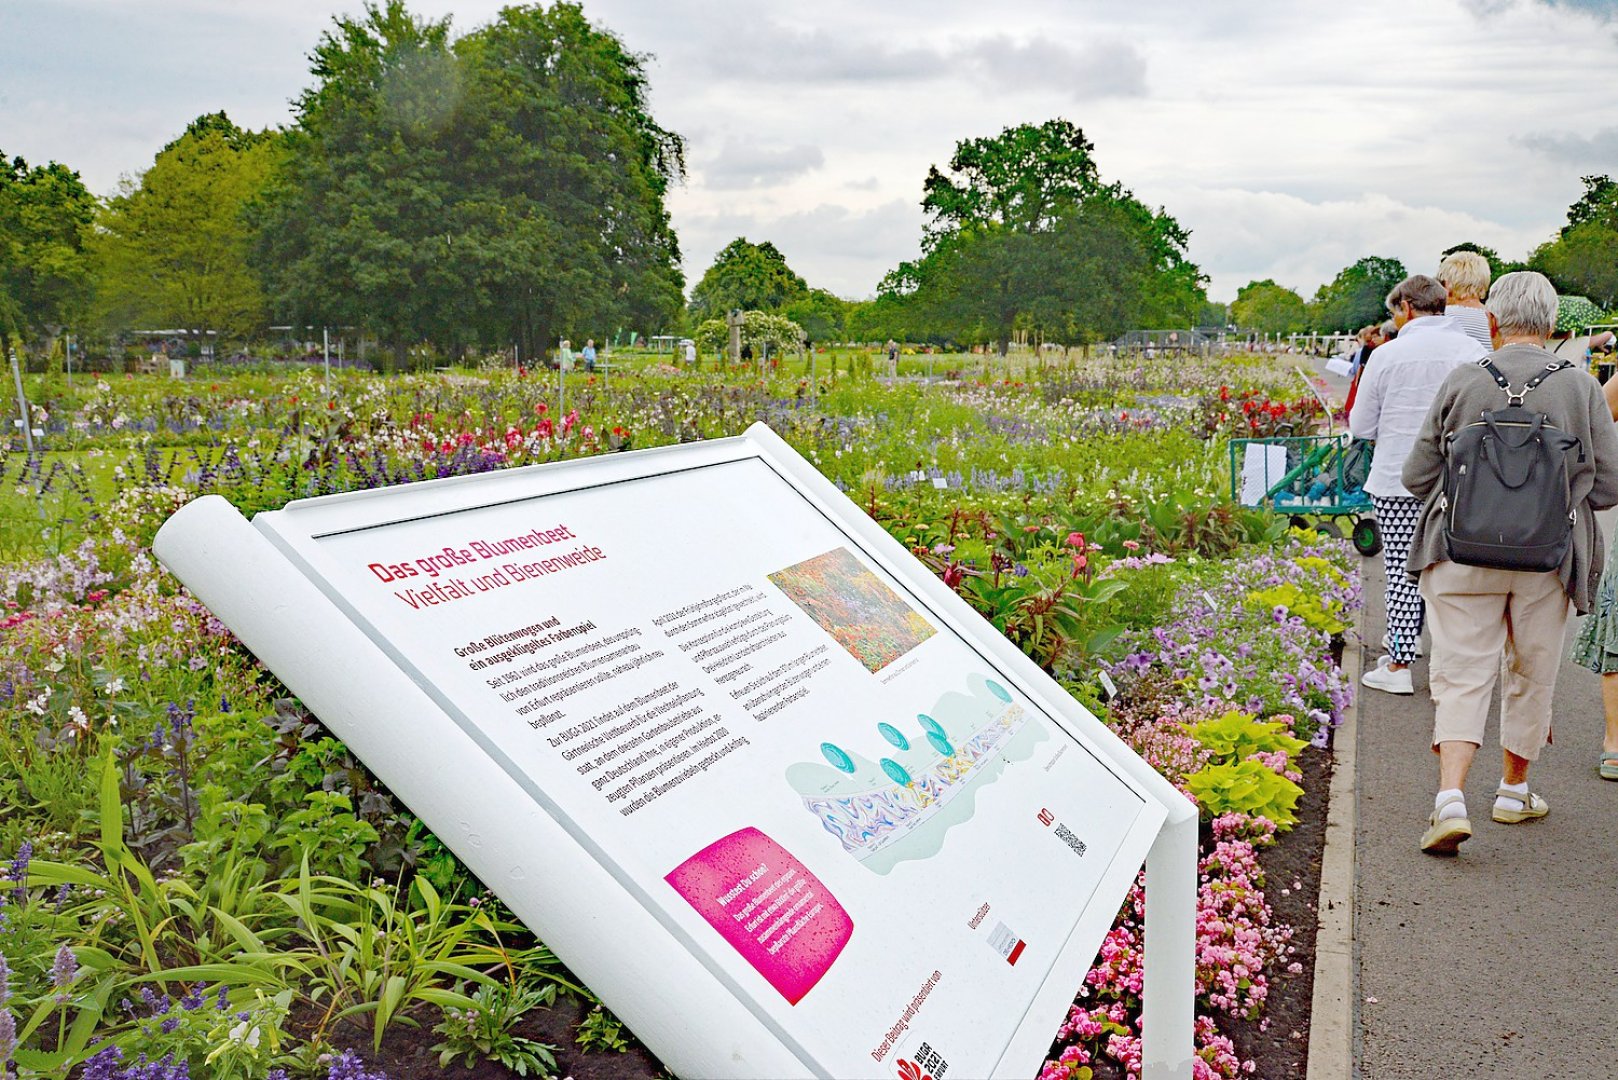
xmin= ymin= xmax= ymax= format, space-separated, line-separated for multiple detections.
xmin=0 ymin=354 xmax=1353 ymax=1078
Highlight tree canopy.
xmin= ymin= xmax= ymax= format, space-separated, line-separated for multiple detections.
xmin=91 ymin=113 xmax=280 ymax=342
xmin=1308 ymin=256 xmax=1406 ymax=333
xmin=885 ymin=119 xmax=1205 ymax=350
xmin=1532 ymin=176 xmax=1618 ymax=308
xmin=255 ymin=0 xmax=685 ymax=364
xmin=0 ymin=152 xmax=95 ymax=343
xmin=687 ymin=238 xmax=807 ymax=320
xmin=1231 ymin=279 xmax=1307 ymax=335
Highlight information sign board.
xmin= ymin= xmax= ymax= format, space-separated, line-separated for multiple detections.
xmin=155 ymin=423 xmax=1195 ymax=1079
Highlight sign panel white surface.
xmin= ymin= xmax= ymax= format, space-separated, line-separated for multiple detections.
xmin=156 ymin=424 xmax=1183 ymax=1079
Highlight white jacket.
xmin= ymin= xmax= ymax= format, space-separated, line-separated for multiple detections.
xmin=1348 ymin=315 xmax=1487 ymax=499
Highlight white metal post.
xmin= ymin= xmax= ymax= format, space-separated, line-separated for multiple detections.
xmin=323 ymin=327 xmax=331 ymax=394
xmin=10 ymin=348 xmax=35 ymax=457
xmin=1141 ymin=805 xmax=1198 ymax=1079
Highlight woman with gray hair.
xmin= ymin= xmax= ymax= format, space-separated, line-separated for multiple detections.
xmin=1402 ymin=271 xmax=1618 ymax=854
xmin=1437 ymin=250 xmax=1495 ymax=349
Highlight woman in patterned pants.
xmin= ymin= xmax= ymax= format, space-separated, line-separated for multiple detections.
xmin=1348 ymin=274 xmax=1489 ymax=694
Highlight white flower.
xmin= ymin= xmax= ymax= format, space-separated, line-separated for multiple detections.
xmin=105 ymin=677 xmax=125 ymax=696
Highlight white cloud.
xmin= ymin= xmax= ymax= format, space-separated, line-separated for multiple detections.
xmin=1175 ymin=188 xmax=1552 ymax=301
xmin=701 ymin=142 xmax=825 ymax=190
xmin=6 ymin=0 xmax=1618 ymax=305
xmin=961 ymin=36 xmax=1147 ymax=100
xmin=680 ymin=200 xmax=923 ymax=299
xmin=1514 ymin=127 xmax=1618 ymax=169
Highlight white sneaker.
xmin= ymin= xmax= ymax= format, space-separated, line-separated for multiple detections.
xmin=1362 ymin=654 xmax=1414 ymax=694
xmin=1382 ymin=631 xmax=1424 ymax=658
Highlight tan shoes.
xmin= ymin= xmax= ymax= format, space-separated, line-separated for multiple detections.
xmin=1421 ymin=793 xmax=1471 ymax=855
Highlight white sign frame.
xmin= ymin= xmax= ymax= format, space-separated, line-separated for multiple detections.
xmin=155 ymin=422 xmax=1197 ymax=1079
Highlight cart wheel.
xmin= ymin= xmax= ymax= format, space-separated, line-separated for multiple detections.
xmin=1352 ymin=517 xmax=1382 ymax=557
xmin=1287 ymin=514 xmax=1311 ymax=532
xmin=1314 ymin=519 xmax=1344 ymax=539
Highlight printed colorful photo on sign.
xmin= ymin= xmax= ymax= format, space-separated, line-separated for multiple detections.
xmin=768 ymin=547 xmax=936 ymax=673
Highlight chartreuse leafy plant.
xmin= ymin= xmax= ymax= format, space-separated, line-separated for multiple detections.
xmin=1245 ymin=582 xmax=1349 ymax=637
xmin=1184 ymin=761 xmax=1304 ymax=829
xmin=1182 ymin=710 xmax=1307 ymax=765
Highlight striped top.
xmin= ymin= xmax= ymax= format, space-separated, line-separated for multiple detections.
xmin=1445 ymin=304 xmax=1493 ymax=349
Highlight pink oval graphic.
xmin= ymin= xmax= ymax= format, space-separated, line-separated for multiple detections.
xmin=665 ymin=827 xmax=853 ymax=1005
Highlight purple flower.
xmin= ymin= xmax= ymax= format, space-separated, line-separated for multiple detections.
xmin=325 ymin=1049 xmax=391 ymax=1080
xmin=51 ymin=945 xmax=78 ymax=1001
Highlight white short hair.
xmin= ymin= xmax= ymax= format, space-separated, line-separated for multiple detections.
xmin=1486 ymin=272 xmax=1557 ymax=339
xmin=1437 ymin=251 xmax=1491 ymax=302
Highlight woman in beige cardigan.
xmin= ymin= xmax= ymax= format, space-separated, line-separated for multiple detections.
xmin=1401 ymin=272 xmax=1618 ymax=855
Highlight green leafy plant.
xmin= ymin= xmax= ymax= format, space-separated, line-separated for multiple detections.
xmin=574 ymin=1003 xmax=631 ymax=1053
xmin=1182 ymin=710 xmax=1307 ymax=765
xmin=274 ymin=858 xmax=504 ymax=1050
xmin=1184 ymin=760 xmax=1304 ymax=828
xmin=433 ymin=981 xmax=559 ymax=1076
xmin=1245 ymin=582 xmax=1348 ymax=636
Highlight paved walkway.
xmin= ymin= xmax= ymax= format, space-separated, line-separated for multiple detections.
xmin=1353 ymin=551 xmax=1618 ymax=1077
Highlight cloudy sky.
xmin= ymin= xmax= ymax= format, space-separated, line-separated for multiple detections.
xmin=4 ymin=0 xmax=1618 ymax=301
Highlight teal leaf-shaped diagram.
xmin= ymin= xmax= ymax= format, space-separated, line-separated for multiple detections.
xmin=786 ymin=674 xmax=1048 ymax=873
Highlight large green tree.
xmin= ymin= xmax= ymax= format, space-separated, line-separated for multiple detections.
xmin=1230 ymin=279 xmax=1308 ymax=334
xmin=1531 ymin=176 xmax=1618 ymax=308
xmin=91 ymin=112 xmax=279 ymax=344
xmin=256 ymin=0 xmax=685 ymax=365
xmin=1308 ymin=256 xmax=1407 ymax=333
xmin=886 ymin=119 xmax=1205 ymax=350
xmin=687 ymin=238 xmax=807 ymax=320
xmin=0 ymin=152 xmax=95 ymax=347
xmin=781 ymin=287 xmax=848 ymax=343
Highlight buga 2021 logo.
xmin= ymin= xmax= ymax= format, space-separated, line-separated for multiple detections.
xmin=896 ymin=1060 xmax=933 ymax=1080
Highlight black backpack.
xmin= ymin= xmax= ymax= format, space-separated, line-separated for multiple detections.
xmin=1440 ymin=357 xmax=1583 ymax=572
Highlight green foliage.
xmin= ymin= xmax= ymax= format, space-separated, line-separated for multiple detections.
xmin=433 ymin=981 xmax=559 ymax=1075
xmin=1183 ymin=710 xmax=1307 ymax=764
xmin=90 ymin=112 xmax=279 ymax=343
xmin=921 ymin=117 xmax=1105 ymax=240
xmin=1532 ymin=220 xmax=1618 ymax=309
xmin=1184 ymin=760 xmax=1304 ymax=828
xmin=889 ymin=119 xmax=1206 ymax=350
xmin=1245 ymin=581 xmax=1349 ymax=636
xmin=274 ymin=859 xmax=504 ymax=1051
xmin=255 ymin=0 xmax=685 ymax=364
xmin=0 ymin=151 xmax=95 ymax=341
xmin=688 ymin=238 xmax=807 ymax=320
xmin=1230 ymin=279 xmax=1307 ymax=335
xmin=1564 ymin=174 xmax=1618 ymax=234
xmin=574 ymin=1003 xmax=631 ymax=1053
xmin=1308 ymin=255 xmax=1407 ymax=333
xmin=781 ymin=287 xmax=848 ymax=344
xmin=691 ymin=310 xmax=805 ymax=357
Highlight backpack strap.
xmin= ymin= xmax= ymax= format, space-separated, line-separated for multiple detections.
xmin=1479 ymin=357 xmax=1573 ymax=407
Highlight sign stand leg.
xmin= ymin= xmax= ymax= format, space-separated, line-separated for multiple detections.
xmin=1142 ymin=806 xmax=1198 ymax=1079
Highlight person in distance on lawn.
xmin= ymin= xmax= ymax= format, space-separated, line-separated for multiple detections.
xmin=1403 ymin=272 xmax=1618 ymax=854
xmin=1349 ymin=275 xmax=1487 ymax=694
xmin=1437 ymin=250 xmax=1496 ymax=350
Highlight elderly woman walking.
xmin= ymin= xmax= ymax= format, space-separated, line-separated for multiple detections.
xmin=1437 ymin=250 xmax=1495 ymax=349
xmin=1350 ymin=275 xmax=1487 ymax=694
xmin=1402 ymin=272 xmax=1618 ymax=854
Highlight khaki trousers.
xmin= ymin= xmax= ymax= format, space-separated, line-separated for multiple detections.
xmin=1418 ymin=560 xmax=1571 ymax=760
